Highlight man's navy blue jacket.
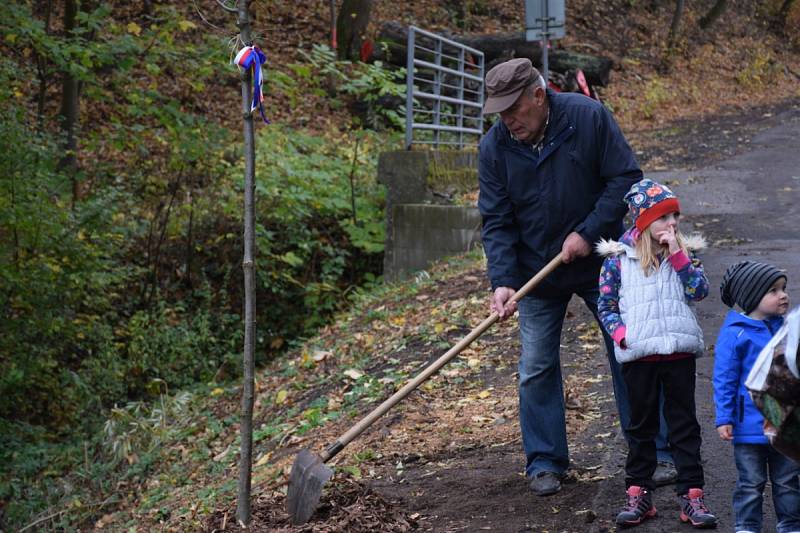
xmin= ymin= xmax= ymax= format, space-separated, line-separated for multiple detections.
xmin=478 ymin=90 xmax=642 ymax=298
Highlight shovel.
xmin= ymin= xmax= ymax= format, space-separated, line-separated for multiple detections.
xmin=286 ymin=253 xmax=564 ymax=524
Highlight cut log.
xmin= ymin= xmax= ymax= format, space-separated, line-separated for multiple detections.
xmin=548 ymin=51 xmax=613 ymax=87
xmin=455 ymin=31 xmax=542 ymax=64
xmin=372 ymin=21 xmax=614 ymax=87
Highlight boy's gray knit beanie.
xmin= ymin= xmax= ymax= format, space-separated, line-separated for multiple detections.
xmin=720 ymin=261 xmax=786 ymax=314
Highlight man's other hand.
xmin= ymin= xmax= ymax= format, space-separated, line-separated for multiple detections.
xmin=490 ymin=287 xmax=517 ymax=320
xmin=561 ymin=232 xmax=591 ymax=264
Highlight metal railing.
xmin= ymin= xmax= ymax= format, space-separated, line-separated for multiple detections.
xmin=405 ymin=26 xmax=485 ymax=150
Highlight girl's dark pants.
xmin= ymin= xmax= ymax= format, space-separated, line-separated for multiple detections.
xmin=622 ymin=356 xmax=704 ymax=495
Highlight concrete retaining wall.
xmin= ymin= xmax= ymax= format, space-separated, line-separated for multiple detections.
xmin=387 ymin=204 xmax=482 ymax=280
xmin=377 ymin=150 xmax=482 ymax=280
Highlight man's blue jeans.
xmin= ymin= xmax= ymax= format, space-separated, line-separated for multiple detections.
xmin=733 ymin=443 xmax=800 ymax=533
xmin=517 ymin=288 xmax=671 ymax=478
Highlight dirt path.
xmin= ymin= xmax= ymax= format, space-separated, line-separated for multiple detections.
xmin=363 ymin=98 xmax=800 ymax=532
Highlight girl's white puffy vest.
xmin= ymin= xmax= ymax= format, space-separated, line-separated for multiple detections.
xmin=602 ymin=240 xmax=705 ymax=363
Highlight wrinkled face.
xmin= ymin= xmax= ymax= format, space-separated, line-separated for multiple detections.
xmin=499 ymin=86 xmax=547 ymax=143
xmin=754 ymin=277 xmax=789 ymax=317
xmin=648 ymin=211 xmax=681 ymax=239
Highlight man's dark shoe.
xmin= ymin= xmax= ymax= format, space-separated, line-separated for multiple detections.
xmin=529 ymin=471 xmax=562 ymax=496
xmin=616 ymin=485 xmax=657 ymax=528
xmin=679 ymin=488 xmax=718 ymax=529
xmin=653 ymin=461 xmax=678 ymax=486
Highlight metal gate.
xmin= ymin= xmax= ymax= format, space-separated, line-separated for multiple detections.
xmin=404 ymin=26 xmax=485 ymax=150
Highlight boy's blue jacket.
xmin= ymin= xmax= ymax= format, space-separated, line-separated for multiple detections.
xmin=478 ymin=90 xmax=642 ymax=297
xmin=713 ymin=310 xmax=784 ymax=444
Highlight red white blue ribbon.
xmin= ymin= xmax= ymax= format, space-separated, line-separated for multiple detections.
xmin=234 ymin=45 xmax=269 ymax=124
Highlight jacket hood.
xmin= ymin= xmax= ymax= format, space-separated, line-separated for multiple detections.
xmin=595 ymin=228 xmax=707 ymax=258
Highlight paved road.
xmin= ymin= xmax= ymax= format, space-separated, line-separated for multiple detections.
xmin=589 ymin=101 xmax=800 ymax=532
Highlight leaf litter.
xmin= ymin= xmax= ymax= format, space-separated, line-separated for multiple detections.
xmin=192 ymin=252 xmax=628 ymax=531
xmin=206 ymin=473 xmax=416 ymax=532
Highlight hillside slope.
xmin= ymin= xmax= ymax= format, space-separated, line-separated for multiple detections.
xmin=251 ymin=0 xmax=800 ymax=134
xmin=84 ymin=247 xmax=621 ymax=531
xmin=146 ymin=0 xmax=800 ymax=136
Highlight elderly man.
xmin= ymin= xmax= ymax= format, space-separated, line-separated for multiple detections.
xmin=478 ymin=58 xmax=674 ymax=496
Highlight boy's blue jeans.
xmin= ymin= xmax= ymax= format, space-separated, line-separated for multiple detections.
xmin=733 ymin=443 xmax=800 ymax=533
xmin=517 ymin=288 xmax=671 ymax=478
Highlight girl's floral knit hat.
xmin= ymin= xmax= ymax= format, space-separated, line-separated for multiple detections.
xmin=623 ymin=178 xmax=681 ymax=232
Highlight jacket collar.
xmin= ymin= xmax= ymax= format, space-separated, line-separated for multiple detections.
xmin=595 ymin=231 xmax=708 ymax=260
xmin=543 ymin=89 xmax=570 ymax=141
xmin=722 ymin=309 xmax=784 ymax=333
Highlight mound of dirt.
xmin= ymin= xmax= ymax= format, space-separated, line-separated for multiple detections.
xmin=207 ymin=474 xmax=417 ymax=532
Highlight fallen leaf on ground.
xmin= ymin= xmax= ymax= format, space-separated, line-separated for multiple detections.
xmin=313 ymin=350 xmax=330 ymax=361
xmin=274 ymin=390 xmax=288 ymax=405
xmin=255 ymin=452 xmax=272 ymax=467
xmin=344 ymin=368 xmax=364 ymax=380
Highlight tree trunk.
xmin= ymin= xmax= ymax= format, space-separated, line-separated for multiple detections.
xmin=348 ymin=136 xmax=360 ymax=225
xmin=10 ymin=173 xmax=19 ymax=267
xmin=36 ymin=0 xmax=53 ymax=132
xmin=779 ymin=0 xmax=796 ymax=21
xmin=329 ymin=0 xmax=337 ymax=49
xmin=667 ymin=0 xmax=685 ymax=50
xmin=660 ymin=0 xmax=685 ymax=71
xmin=185 ymin=184 xmax=194 ymax=289
xmin=699 ymin=0 xmax=727 ymax=29
xmin=141 ymin=173 xmax=182 ymax=306
xmin=235 ymin=0 xmax=257 ymax=527
xmin=336 ymin=0 xmax=373 ymax=60
xmin=59 ymin=0 xmax=80 ymax=206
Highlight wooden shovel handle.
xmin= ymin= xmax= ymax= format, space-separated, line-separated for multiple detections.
xmin=321 ymin=253 xmax=564 ymax=462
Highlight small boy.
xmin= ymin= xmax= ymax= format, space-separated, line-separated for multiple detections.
xmin=714 ymin=261 xmax=800 ymax=533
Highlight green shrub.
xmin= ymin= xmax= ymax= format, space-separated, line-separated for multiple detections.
xmin=640 ymin=77 xmax=671 ymax=119
xmin=736 ymin=47 xmax=783 ymax=88
xmin=0 ymin=18 xmax=391 ymax=532
xmin=297 ymin=44 xmax=406 ymax=129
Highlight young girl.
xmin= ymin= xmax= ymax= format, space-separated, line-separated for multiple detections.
xmin=714 ymin=261 xmax=800 ymax=533
xmin=596 ymin=178 xmax=718 ymax=529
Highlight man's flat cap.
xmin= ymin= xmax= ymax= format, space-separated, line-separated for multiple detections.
xmin=483 ymin=58 xmax=539 ymax=114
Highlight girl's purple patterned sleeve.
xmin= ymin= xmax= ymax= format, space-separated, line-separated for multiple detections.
xmin=598 ymin=255 xmax=624 ymax=337
xmin=669 ymin=250 xmax=709 ymax=301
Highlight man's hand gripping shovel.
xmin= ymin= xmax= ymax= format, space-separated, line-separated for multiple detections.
xmin=286 ymin=254 xmax=564 ymax=524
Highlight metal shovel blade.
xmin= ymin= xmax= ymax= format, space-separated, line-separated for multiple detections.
xmin=287 ymin=448 xmax=334 ymax=524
